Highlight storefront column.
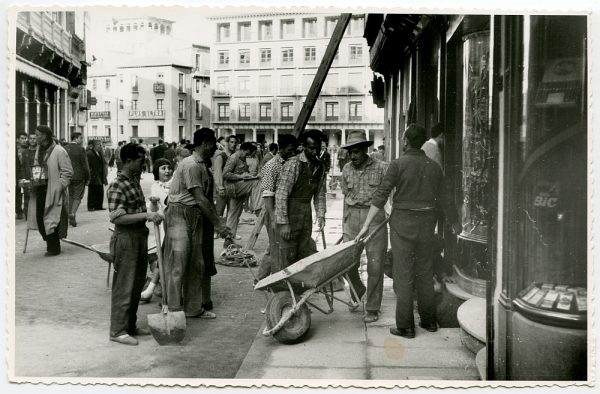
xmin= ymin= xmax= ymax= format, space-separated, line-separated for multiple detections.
xmin=274 ymin=129 xmax=279 ymax=142
xmin=341 ymin=129 xmax=346 ymax=145
xmin=252 ymin=128 xmax=257 ymax=142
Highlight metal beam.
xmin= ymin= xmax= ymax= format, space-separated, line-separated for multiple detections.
xmin=293 ymin=13 xmax=351 ymax=137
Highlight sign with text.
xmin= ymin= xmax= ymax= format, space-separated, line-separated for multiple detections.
xmin=89 ymin=111 xmax=111 ymax=119
xmin=88 ymin=136 xmax=112 ymax=143
xmin=128 ymin=109 xmax=165 ymax=119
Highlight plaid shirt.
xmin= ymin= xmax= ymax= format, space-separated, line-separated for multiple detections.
xmin=260 ymin=154 xmax=284 ymax=198
xmin=107 ymin=172 xmax=147 ymax=223
xmin=342 ymin=156 xmax=389 ymax=207
xmin=275 ymin=152 xmax=326 ymax=224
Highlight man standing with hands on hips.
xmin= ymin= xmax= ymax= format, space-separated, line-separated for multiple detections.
xmin=340 ymin=131 xmax=389 ymax=322
xmin=355 ymin=124 xmax=460 ymax=339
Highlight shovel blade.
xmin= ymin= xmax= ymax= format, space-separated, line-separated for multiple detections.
xmin=148 ymin=311 xmax=187 ymax=345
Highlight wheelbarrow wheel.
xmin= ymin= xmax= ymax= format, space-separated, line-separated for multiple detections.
xmin=266 ymin=291 xmax=311 ymax=344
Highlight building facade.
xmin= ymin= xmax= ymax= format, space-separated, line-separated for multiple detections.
xmin=15 ymin=10 xmax=89 ymax=140
xmin=209 ymin=13 xmax=384 ymax=148
xmin=364 ymin=14 xmax=588 ymax=381
xmin=87 ymin=15 xmax=211 ymax=146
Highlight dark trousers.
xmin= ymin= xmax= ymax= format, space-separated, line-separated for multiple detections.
xmin=277 ymin=222 xmax=317 ymax=270
xmin=390 ymin=209 xmax=437 ymax=329
xmin=343 ymin=206 xmax=388 ymax=308
xmin=109 ymin=225 xmax=148 ymax=337
xmin=16 ymin=184 xmax=23 ymax=215
xmin=87 ymin=184 xmax=105 ymax=210
xmin=35 ymin=185 xmax=61 ymax=254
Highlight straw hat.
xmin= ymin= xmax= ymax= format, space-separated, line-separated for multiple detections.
xmin=341 ymin=130 xmax=374 ymax=149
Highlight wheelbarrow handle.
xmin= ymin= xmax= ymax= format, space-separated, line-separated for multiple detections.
xmin=361 ymin=217 xmax=390 ymax=245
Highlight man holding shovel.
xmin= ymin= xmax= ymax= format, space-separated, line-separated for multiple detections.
xmin=162 ymin=128 xmax=231 ymax=319
xmin=107 ymin=143 xmax=163 ymax=346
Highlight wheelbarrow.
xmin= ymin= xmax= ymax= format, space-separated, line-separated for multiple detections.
xmin=254 ymin=218 xmax=389 ymax=344
xmin=61 ymin=232 xmax=157 ymax=289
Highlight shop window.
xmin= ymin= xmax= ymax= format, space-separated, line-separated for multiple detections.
xmin=349 ymin=101 xmax=363 ymax=121
xmin=510 ymin=16 xmax=587 ymax=325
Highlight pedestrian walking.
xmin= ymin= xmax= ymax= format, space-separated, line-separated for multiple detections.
xmin=212 ymin=135 xmax=237 ymax=218
xmin=114 ymin=141 xmax=124 ymax=171
xmin=355 ymin=124 xmax=460 ymax=339
xmin=257 ymin=134 xmax=299 ymax=280
xmin=275 ymin=129 xmax=327 ymax=269
xmin=27 ymin=125 xmax=73 ymax=256
xmin=340 ymin=131 xmax=389 ymax=322
xmin=107 ymin=143 xmax=163 ymax=346
xmin=15 ymin=132 xmax=29 ymax=219
xmin=162 ymin=128 xmax=231 ymax=318
xmin=87 ymin=140 xmax=108 ymax=211
xmin=222 ymin=142 xmax=260 ymax=243
xmin=63 ymin=132 xmax=90 ymax=227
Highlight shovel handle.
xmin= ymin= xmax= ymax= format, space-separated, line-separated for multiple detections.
xmin=153 ymin=224 xmax=169 ymax=310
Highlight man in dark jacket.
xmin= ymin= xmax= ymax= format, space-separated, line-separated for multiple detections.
xmin=151 ymin=139 xmax=167 ymax=163
xmin=355 ymin=124 xmax=460 ymax=339
xmin=64 ymin=132 xmax=90 ymax=226
xmin=86 ymin=139 xmax=108 ymax=211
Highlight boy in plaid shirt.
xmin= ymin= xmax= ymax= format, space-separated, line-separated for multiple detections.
xmin=107 ymin=143 xmax=162 ymax=346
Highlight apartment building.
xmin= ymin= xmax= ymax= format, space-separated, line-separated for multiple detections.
xmin=15 ymin=11 xmax=89 ymax=140
xmin=87 ymin=14 xmax=211 ymax=145
xmin=209 ymin=13 xmax=384 ymax=147
xmin=88 ymin=47 xmax=210 ymax=145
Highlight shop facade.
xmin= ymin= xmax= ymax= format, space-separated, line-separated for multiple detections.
xmin=364 ymin=14 xmax=588 ymax=380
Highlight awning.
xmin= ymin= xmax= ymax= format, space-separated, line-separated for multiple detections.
xmin=16 ymin=56 xmax=69 ymax=89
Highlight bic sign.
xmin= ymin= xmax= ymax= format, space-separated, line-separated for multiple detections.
xmin=534 ymin=192 xmax=558 ymax=208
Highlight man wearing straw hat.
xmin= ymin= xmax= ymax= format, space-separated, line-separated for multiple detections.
xmin=341 ymin=130 xmax=389 ymax=323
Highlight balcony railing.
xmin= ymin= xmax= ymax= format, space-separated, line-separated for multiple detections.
xmin=153 ymin=83 xmax=165 ymax=93
xmin=131 ymin=85 xmax=139 ymax=93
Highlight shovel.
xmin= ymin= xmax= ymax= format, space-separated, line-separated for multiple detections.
xmin=147 ymin=223 xmax=186 ymax=345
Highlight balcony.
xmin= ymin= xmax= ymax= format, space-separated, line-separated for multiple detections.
xmin=131 ymin=85 xmax=139 ymax=93
xmin=178 ymin=88 xmax=186 ymax=95
xmin=153 ymin=82 xmax=165 ymax=93
xmin=178 ymin=112 xmax=185 ymax=119
xmin=349 ymin=116 xmax=363 ymax=121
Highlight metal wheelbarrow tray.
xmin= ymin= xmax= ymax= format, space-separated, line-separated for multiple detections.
xmin=254 ymin=219 xmax=388 ymax=344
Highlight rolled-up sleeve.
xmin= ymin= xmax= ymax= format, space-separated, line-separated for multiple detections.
xmin=371 ymin=161 xmax=399 ymax=209
xmin=107 ymin=184 xmax=127 ymax=223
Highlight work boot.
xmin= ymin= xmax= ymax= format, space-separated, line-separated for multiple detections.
xmin=128 ymin=328 xmax=151 ymax=336
xmin=390 ymin=327 xmax=415 ymax=339
xmin=363 ymin=311 xmax=379 ymax=323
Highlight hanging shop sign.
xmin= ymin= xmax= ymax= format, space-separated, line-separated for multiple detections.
xmin=89 ymin=111 xmax=111 ymax=119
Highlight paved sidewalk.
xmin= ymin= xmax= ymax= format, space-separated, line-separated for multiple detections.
xmin=236 ymin=284 xmax=479 ymax=380
xmin=236 ymin=190 xmax=479 ymax=381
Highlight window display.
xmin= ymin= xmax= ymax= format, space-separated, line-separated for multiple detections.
xmin=511 ymin=16 xmax=587 ymax=326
